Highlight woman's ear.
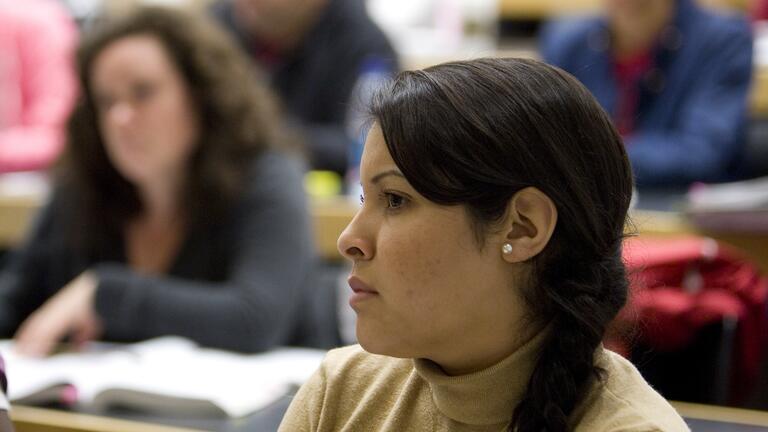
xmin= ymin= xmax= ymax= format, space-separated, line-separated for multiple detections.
xmin=499 ymin=187 xmax=558 ymax=263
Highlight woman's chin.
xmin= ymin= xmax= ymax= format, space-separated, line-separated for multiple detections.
xmin=356 ymin=329 xmax=413 ymax=359
xmin=355 ymin=326 xmax=387 ymax=355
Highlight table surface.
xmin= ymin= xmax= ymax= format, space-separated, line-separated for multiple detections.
xmin=12 ymin=399 xmax=768 ymax=432
xmin=498 ymin=0 xmax=749 ymax=19
xmin=0 ymin=189 xmax=765 ymax=272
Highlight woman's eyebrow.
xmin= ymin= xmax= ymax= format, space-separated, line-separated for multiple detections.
xmin=370 ymin=169 xmax=405 ymax=184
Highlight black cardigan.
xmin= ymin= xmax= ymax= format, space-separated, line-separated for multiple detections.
xmin=0 ymin=152 xmax=337 ymax=351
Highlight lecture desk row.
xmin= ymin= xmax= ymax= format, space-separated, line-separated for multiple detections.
xmin=0 ymin=193 xmax=766 ymax=271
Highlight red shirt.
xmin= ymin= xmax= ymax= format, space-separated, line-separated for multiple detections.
xmin=252 ymin=41 xmax=283 ymax=71
xmin=613 ymin=51 xmax=653 ymax=137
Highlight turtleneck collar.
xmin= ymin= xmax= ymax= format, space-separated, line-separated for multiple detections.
xmin=412 ymin=327 xmax=550 ymax=426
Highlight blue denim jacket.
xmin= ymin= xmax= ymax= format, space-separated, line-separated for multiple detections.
xmin=541 ymin=0 xmax=753 ymax=187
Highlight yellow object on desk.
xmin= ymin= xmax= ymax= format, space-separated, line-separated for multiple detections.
xmin=304 ymin=171 xmax=342 ymax=199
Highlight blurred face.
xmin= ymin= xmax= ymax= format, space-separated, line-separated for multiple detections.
xmin=607 ymin=0 xmax=648 ymax=14
xmin=234 ymin=0 xmax=326 ymax=41
xmin=337 ymin=126 xmax=529 ymax=374
xmin=91 ymin=35 xmax=199 ymax=187
xmin=606 ymin=0 xmax=673 ymax=25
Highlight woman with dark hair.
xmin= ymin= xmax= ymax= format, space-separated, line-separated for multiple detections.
xmin=0 ymin=7 xmax=320 ymax=356
xmin=279 ymin=58 xmax=688 ymax=431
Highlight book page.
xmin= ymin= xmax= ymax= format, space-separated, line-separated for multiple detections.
xmin=0 ymin=338 xmax=325 ymax=418
xmin=94 ymin=343 xmax=325 ymax=417
xmin=0 ymin=341 xmax=137 ymax=404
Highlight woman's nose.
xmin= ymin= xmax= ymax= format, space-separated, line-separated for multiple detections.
xmin=107 ymin=101 xmax=135 ymax=127
xmin=337 ymin=214 xmax=374 ymax=262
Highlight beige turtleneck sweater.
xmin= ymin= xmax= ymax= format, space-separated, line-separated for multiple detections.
xmin=278 ymin=330 xmax=690 ymax=431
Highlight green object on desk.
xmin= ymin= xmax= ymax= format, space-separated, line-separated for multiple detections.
xmin=304 ymin=171 xmax=342 ymax=199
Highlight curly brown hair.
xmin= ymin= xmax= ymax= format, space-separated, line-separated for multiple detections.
xmin=57 ymin=6 xmax=296 ymax=250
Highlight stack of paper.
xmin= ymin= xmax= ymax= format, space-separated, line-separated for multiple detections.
xmin=685 ymin=177 xmax=768 ymax=232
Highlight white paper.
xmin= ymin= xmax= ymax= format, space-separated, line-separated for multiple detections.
xmin=0 ymin=337 xmax=325 ymax=418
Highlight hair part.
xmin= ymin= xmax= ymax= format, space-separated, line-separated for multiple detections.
xmin=370 ymin=57 xmax=634 ymax=432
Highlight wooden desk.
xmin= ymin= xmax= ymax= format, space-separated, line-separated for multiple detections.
xmin=631 ymin=210 xmax=768 ymax=274
xmin=0 ymin=194 xmax=38 ymax=249
xmin=752 ymin=67 xmax=768 ymax=117
xmin=11 ymin=400 xmax=768 ymax=432
xmin=11 ymin=393 xmax=293 ymax=432
xmin=0 ymin=193 xmax=348 ymax=254
xmin=310 ymin=197 xmax=358 ymax=261
xmin=0 ymin=194 xmax=766 ymax=271
xmin=672 ymin=401 xmax=768 ymax=429
xmin=498 ymin=0 xmax=748 ymax=20
xmin=499 ymin=0 xmax=601 ymax=20
xmin=11 ymin=405 xmax=202 ymax=432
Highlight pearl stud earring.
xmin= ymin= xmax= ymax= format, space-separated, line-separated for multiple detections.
xmin=502 ymin=243 xmax=513 ymax=255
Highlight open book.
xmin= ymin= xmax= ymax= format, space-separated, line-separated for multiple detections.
xmin=0 ymin=337 xmax=325 ymax=418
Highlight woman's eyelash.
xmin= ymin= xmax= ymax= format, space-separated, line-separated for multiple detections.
xmin=381 ymin=192 xmax=406 ymax=209
xmin=358 ymin=191 xmax=409 ymax=210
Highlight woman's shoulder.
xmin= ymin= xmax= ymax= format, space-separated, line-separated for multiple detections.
xmin=294 ymin=345 xmax=416 ymax=423
xmin=572 ymin=348 xmax=690 ymax=431
xmin=234 ymin=150 xmax=308 ymax=211
xmin=280 ymin=346 xmax=419 ymax=431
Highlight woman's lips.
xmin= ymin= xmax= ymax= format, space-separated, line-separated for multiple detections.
xmin=348 ymin=276 xmax=378 ymax=307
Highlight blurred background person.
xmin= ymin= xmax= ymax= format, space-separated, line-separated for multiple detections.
xmin=0 ymin=6 xmax=327 ymax=356
xmin=540 ymin=0 xmax=753 ymax=188
xmin=0 ymin=0 xmax=77 ymax=173
xmin=211 ymin=0 xmax=399 ymax=176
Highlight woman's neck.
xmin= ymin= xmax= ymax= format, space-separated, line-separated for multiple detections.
xmin=126 ymin=177 xmax=187 ymax=275
xmin=136 ymin=175 xmax=184 ymax=225
xmin=436 ymin=319 xmax=547 ymax=376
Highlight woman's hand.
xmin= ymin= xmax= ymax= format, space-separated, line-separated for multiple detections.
xmin=14 ymin=272 xmax=103 ymax=357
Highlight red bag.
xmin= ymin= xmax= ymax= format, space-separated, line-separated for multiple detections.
xmin=612 ymin=236 xmax=768 ymax=403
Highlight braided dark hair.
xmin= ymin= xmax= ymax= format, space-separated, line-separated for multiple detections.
xmin=369 ymin=58 xmax=633 ymax=431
